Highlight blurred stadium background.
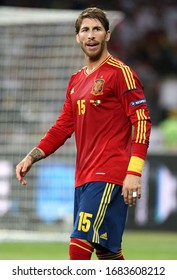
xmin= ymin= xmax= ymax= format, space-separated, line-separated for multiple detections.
xmin=0 ymin=1 xmax=177 ymax=259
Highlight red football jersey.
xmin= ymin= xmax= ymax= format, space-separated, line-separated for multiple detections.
xmin=37 ymin=55 xmax=151 ymax=187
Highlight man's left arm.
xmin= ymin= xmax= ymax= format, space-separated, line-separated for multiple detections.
xmin=122 ymin=89 xmax=152 ymax=206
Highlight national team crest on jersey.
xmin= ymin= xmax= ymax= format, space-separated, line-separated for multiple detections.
xmin=91 ymin=79 xmax=104 ymax=95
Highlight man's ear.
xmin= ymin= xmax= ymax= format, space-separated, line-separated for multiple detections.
xmin=76 ymin=34 xmax=80 ymax=44
xmin=106 ymin=30 xmax=111 ymax=42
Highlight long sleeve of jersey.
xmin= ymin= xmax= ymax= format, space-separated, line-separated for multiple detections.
xmin=37 ymin=87 xmax=74 ymax=157
xmin=111 ymin=57 xmax=151 ymax=175
xmin=118 ymin=70 xmax=151 ymax=160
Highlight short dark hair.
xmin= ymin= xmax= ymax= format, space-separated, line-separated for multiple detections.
xmin=75 ymin=7 xmax=110 ymax=34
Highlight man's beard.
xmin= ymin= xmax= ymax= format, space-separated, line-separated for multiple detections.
xmin=81 ymin=40 xmax=106 ymax=61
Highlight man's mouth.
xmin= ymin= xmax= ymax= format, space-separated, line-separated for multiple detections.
xmin=86 ymin=42 xmax=99 ymax=49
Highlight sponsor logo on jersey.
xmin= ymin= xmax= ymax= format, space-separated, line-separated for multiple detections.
xmin=100 ymin=232 xmax=108 ymax=240
xmin=130 ymin=98 xmax=146 ymax=107
xmin=91 ymin=79 xmax=104 ymax=95
xmin=70 ymin=87 xmax=74 ymax=94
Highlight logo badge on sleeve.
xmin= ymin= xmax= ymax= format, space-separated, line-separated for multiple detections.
xmin=130 ymin=99 xmax=146 ymax=107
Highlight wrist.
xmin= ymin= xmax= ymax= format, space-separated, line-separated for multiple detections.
xmin=27 ymin=147 xmax=44 ymax=163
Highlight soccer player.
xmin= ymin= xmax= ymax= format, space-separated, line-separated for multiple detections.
xmin=16 ymin=7 xmax=152 ymax=260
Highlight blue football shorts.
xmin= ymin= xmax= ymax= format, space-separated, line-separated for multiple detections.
xmin=70 ymin=181 xmax=128 ymax=253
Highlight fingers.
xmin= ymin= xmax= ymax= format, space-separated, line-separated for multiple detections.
xmin=123 ymin=190 xmax=141 ymax=206
xmin=16 ymin=163 xmax=27 ymax=185
xmin=16 ymin=158 xmax=32 ymax=185
xmin=128 ymin=191 xmax=139 ymax=206
xmin=123 ymin=191 xmax=136 ymax=206
xmin=122 ymin=174 xmax=142 ymax=207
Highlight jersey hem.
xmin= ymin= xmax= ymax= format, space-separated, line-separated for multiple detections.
xmin=75 ymin=178 xmax=123 ymax=188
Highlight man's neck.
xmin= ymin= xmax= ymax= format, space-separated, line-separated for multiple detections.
xmin=86 ymin=51 xmax=110 ymax=74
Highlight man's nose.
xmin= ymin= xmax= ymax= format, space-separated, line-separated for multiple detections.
xmin=88 ymin=30 xmax=95 ymax=39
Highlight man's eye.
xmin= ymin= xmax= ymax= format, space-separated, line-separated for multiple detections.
xmin=95 ymin=27 xmax=102 ymax=31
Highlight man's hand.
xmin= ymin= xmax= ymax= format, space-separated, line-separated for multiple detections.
xmin=16 ymin=147 xmax=45 ymax=185
xmin=122 ymin=174 xmax=141 ymax=206
xmin=16 ymin=156 xmax=33 ymax=185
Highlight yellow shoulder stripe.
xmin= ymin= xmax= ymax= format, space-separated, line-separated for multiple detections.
xmin=107 ymin=57 xmax=136 ymax=90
